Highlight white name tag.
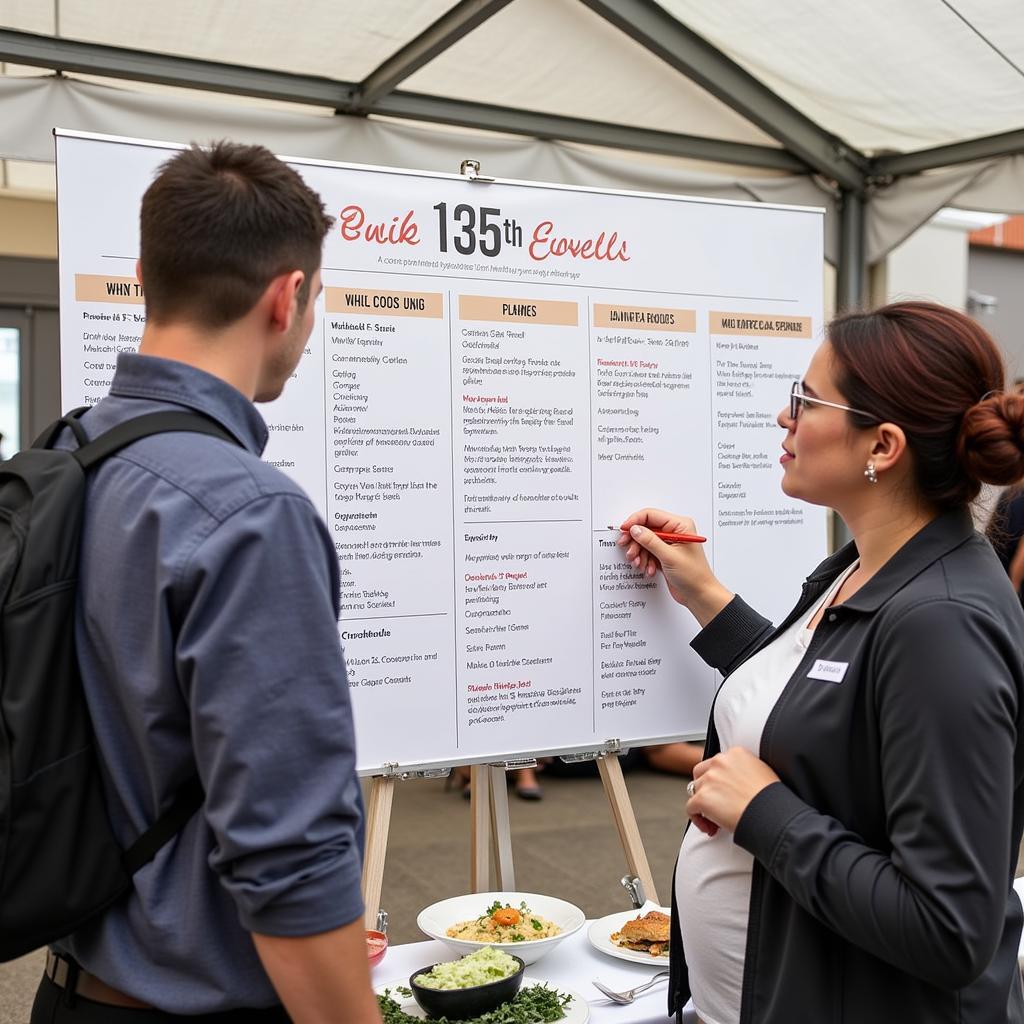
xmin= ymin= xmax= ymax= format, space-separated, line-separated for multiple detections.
xmin=807 ymin=659 xmax=848 ymax=683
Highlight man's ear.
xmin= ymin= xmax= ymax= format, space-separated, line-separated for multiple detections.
xmin=267 ymin=270 xmax=305 ymax=332
xmin=870 ymin=422 xmax=908 ymax=474
xmin=135 ymin=260 xmax=143 ymax=288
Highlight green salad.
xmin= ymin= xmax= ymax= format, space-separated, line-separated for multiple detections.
xmin=413 ymin=947 xmax=520 ymax=990
xmin=379 ymin=982 xmax=572 ymax=1023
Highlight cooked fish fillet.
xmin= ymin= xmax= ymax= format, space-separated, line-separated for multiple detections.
xmin=614 ymin=910 xmax=670 ymax=944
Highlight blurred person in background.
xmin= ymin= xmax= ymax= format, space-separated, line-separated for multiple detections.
xmin=987 ymin=377 xmax=1024 ymax=601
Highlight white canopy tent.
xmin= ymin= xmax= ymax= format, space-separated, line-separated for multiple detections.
xmin=2 ymin=0 xmax=1024 ymax=306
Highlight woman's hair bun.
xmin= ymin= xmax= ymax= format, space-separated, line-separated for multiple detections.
xmin=829 ymin=302 xmax=1016 ymax=509
xmin=959 ymin=392 xmax=1024 ymax=487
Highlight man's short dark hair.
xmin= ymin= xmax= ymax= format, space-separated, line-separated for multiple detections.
xmin=140 ymin=141 xmax=334 ymax=329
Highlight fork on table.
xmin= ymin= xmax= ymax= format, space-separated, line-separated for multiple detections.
xmin=592 ymin=970 xmax=670 ymax=1005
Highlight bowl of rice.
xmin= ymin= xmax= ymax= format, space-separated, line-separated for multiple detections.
xmin=409 ymin=947 xmax=525 ymax=1020
xmin=417 ymin=891 xmax=585 ymax=965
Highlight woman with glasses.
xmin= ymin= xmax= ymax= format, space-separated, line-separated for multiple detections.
xmin=619 ymin=301 xmax=1024 ymax=1024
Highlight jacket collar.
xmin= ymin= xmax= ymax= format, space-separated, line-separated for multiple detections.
xmin=804 ymin=508 xmax=976 ymax=613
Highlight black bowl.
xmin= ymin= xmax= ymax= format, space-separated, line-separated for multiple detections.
xmin=409 ymin=954 xmax=525 ymax=1020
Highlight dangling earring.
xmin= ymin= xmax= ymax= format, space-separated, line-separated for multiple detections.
xmin=864 ymin=461 xmax=878 ymax=485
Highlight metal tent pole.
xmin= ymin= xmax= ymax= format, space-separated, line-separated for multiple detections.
xmin=831 ymin=187 xmax=868 ymax=552
xmin=836 ymin=188 xmax=867 ymax=313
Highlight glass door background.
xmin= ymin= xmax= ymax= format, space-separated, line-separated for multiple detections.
xmin=0 ymin=324 xmax=20 ymax=456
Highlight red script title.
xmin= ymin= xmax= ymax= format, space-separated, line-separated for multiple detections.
xmin=339 ymin=205 xmax=419 ymax=246
xmin=529 ymin=221 xmax=630 ymax=263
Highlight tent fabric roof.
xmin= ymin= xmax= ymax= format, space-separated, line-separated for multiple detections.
xmin=2 ymin=0 xmax=455 ymax=81
xmin=398 ymin=0 xmax=781 ymax=145
xmin=4 ymin=0 xmax=1022 ymax=156
xmin=1 ymin=0 xmax=1023 ymax=265
xmin=658 ymin=0 xmax=1024 ymax=153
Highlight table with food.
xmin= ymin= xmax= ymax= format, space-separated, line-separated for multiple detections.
xmin=367 ymin=891 xmax=697 ymax=1023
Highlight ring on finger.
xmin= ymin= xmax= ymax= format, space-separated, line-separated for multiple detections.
xmin=686 ymin=780 xmax=696 ymax=797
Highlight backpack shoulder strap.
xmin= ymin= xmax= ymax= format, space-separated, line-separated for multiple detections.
xmin=33 ymin=406 xmax=89 ymax=450
xmin=73 ymin=412 xmax=241 ymax=471
xmin=122 ymin=776 xmax=205 ymax=875
xmin=70 ymin=411 xmax=238 ymax=869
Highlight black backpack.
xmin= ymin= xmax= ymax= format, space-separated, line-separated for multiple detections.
xmin=0 ymin=408 xmax=238 ymax=960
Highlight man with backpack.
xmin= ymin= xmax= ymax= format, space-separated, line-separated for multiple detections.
xmin=28 ymin=142 xmax=380 ymax=1022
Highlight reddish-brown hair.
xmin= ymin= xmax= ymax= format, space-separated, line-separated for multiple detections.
xmin=140 ymin=141 xmax=333 ymax=329
xmin=828 ymin=301 xmax=1024 ymax=510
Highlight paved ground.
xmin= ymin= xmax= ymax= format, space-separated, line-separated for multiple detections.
xmin=376 ymin=766 xmax=690 ymax=943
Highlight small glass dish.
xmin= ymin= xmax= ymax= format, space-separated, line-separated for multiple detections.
xmin=366 ymin=929 xmax=388 ymax=968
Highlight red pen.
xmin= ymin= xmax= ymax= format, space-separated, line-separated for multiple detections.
xmin=609 ymin=524 xmax=707 ymax=544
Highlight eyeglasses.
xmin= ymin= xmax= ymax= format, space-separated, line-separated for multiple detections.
xmin=789 ymin=381 xmax=879 ymax=423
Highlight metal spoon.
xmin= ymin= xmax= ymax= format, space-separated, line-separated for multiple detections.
xmin=593 ymin=970 xmax=669 ymax=1004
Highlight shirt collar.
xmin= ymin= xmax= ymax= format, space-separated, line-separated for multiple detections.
xmin=109 ymin=353 xmax=269 ymax=455
xmin=804 ymin=507 xmax=977 ymax=613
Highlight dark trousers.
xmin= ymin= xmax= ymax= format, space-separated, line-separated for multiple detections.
xmin=31 ymin=976 xmax=291 ymax=1023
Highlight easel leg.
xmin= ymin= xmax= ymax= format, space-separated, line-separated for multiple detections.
xmin=488 ymin=765 xmax=516 ymax=890
xmin=470 ymin=764 xmax=492 ymax=892
xmin=597 ymin=752 xmax=660 ymax=905
xmin=361 ymin=776 xmax=395 ymax=928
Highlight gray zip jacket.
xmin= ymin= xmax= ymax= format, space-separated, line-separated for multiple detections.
xmin=670 ymin=509 xmax=1024 ymax=1023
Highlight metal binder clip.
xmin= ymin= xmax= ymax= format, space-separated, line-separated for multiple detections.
xmin=621 ymin=874 xmax=645 ymax=909
xmin=459 ymin=159 xmax=495 ymax=183
xmin=376 ymin=909 xmax=389 ymax=935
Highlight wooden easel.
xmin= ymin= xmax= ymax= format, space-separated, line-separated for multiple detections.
xmin=470 ymin=763 xmax=517 ymax=891
xmin=361 ymin=772 xmax=396 ymax=928
xmin=597 ymin=753 xmax=659 ymax=903
xmin=360 ymin=749 xmax=659 ymax=927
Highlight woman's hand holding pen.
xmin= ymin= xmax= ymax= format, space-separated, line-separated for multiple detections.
xmin=687 ymin=747 xmax=780 ymax=835
xmin=617 ymin=508 xmax=734 ymax=627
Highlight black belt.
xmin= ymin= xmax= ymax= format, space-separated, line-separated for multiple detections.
xmin=45 ymin=949 xmax=152 ymax=1008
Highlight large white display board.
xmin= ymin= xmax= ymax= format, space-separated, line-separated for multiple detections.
xmin=56 ymin=130 xmax=826 ymax=774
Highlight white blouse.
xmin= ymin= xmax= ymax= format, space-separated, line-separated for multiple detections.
xmin=675 ymin=562 xmax=858 ymax=1024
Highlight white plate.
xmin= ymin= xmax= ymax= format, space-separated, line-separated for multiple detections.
xmin=375 ymin=978 xmax=590 ymax=1022
xmin=417 ymin=891 xmax=586 ymax=965
xmin=587 ymin=905 xmax=672 ymax=966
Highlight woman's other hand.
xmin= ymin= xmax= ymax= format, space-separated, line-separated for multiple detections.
xmin=687 ymin=747 xmax=780 ymax=834
xmin=617 ymin=509 xmax=733 ymax=626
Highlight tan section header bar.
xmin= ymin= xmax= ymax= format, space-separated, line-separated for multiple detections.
xmin=459 ymin=294 xmax=578 ymax=326
xmin=709 ymin=311 xmax=812 ymax=338
xmin=75 ymin=275 xmax=144 ymax=304
xmin=325 ymin=287 xmax=443 ymax=318
xmin=594 ymin=303 xmax=696 ymax=333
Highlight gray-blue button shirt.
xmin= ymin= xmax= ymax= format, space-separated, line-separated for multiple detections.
xmin=57 ymin=353 xmax=365 ymax=1013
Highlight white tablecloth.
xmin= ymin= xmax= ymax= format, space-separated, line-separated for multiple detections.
xmin=377 ymin=883 xmax=1024 ymax=1022
xmin=374 ymin=925 xmax=696 ymax=1023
